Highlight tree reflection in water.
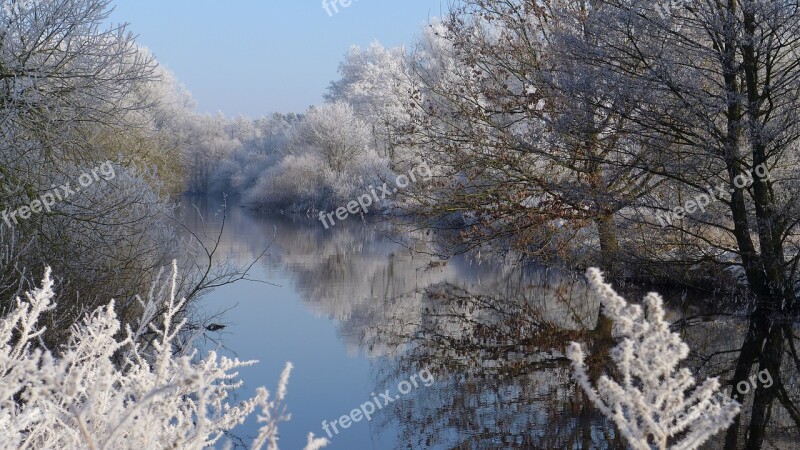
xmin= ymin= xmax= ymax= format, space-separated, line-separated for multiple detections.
xmin=361 ymin=274 xmax=800 ymax=449
xmin=362 ymin=272 xmax=623 ymax=449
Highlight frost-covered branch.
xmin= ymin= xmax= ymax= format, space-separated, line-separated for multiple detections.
xmin=0 ymin=263 xmax=327 ymax=450
xmin=567 ymin=268 xmax=740 ymax=450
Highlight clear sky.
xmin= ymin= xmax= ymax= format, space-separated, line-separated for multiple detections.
xmin=108 ymin=1 xmax=443 ymax=117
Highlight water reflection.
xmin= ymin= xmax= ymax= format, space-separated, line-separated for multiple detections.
xmin=185 ymin=198 xmax=799 ymax=449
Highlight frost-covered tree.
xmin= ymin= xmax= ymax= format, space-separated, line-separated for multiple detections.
xmin=0 ymin=0 xmax=210 ymax=345
xmin=391 ymin=3 xmax=652 ymax=268
xmin=578 ymin=2 xmax=800 ymax=446
xmin=0 ymin=262 xmax=327 ymax=450
xmin=326 ymin=43 xmax=413 ymax=163
xmin=210 ymin=114 xmax=300 ymax=196
xmin=291 ymin=101 xmax=372 ymax=173
xmin=567 ymin=269 xmax=740 ymax=449
xmin=95 ymin=58 xmax=197 ymax=198
xmin=184 ymin=112 xmax=243 ymax=194
xmin=239 ymin=102 xmax=391 ymax=212
xmin=0 ymin=0 xmax=155 ymax=165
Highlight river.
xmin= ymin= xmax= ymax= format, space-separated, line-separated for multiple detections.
xmin=182 ymin=197 xmax=796 ymax=450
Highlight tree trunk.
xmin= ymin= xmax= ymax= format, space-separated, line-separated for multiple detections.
xmin=745 ymin=325 xmax=783 ymax=449
xmin=724 ymin=310 xmax=770 ymax=449
xmin=591 ymin=213 xmax=619 ymax=343
xmin=596 ymin=213 xmax=620 ymax=275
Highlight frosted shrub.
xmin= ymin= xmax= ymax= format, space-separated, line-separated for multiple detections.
xmin=240 ymin=100 xmax=394 ymax=213
xmin=567 ymin=269 xmax=740 ymax=450
xmin=245 ymin=153 xmax=330 ymax=211
xmin=0 ymin=262 xmax=327 ymax=450
xmin=245 ymin=148 xmax=392 ymax=213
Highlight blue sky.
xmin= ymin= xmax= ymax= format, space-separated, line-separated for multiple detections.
xmin=109 ymin=1 xmax=443 ymax=117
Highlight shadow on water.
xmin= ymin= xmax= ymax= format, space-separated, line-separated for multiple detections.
xmin=182 ymin=197 xmax=799 ymax=449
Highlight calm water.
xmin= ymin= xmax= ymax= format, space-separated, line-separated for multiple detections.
xmin=182 ymin=198 xmax=797 ymax=449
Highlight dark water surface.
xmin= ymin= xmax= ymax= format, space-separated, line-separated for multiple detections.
xmin=183 ymin=198 xmax=797 ymax=449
